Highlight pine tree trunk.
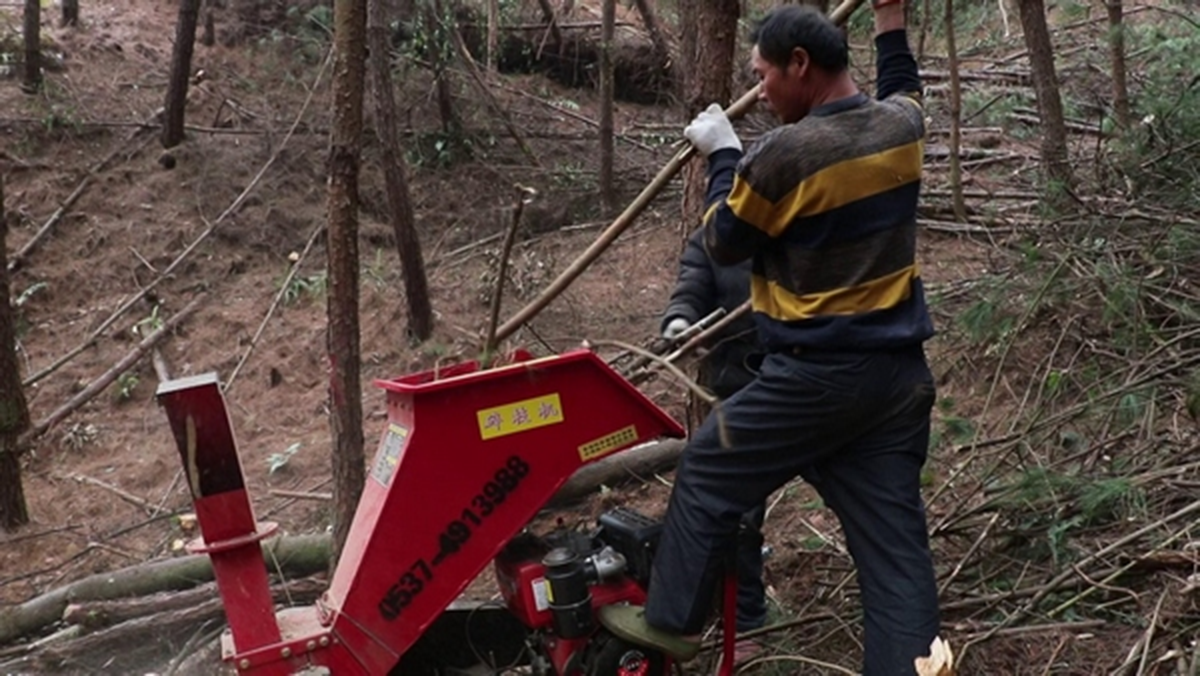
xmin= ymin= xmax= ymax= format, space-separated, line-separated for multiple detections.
xmin=678 ymin=0 xmax=739 ymax=241
xmin=61 ymin=0 xmax=79 ymax=27
xmin=162 ymin=0 xmax=203 ymax=149
xmin=1016 ymin=0 xmax=1072 ymax=188
xmin=945 ymin=0 xmax=967 ymax=221
xmin=598 ymin=0 xmax=616 ymax=215
xmin=486 ymin=0 xmax=498 ymax=71
xmin=367 ymin=0 xmax=434 ymax=341
xmin=328 ymin=0 xmax=367 ymax=566
xmin=918 ymin=0 xmax=931 ymax=60
xmin=21 ymin=0 xmax=41 ymax=94
xmin=1105 ymin=0 xmax=1131 ymax=130
xmin=0 ymin=173 xmax=32 ymax=531
xmin=427 ymin=0 xmax=460 ymax=135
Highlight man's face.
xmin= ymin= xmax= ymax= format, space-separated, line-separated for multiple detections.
xmin=751 ymin=44 xmax=808 ymax=124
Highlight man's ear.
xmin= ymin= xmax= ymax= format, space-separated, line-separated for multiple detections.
xmin=790 ymin=47 xmax=810 ymax=79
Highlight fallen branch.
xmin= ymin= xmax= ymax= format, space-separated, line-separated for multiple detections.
xmin=268 ymin=488 xmax=333 ymax=501
xmin=1009 ymin=112 xmax=1107 ymax=136
xmin=20 ymin=295 xmax=204 ymax=446
xmin=61 ymin=578 xmax=325 ymax=630
xmin=64 ymin=474 xmax=155 ymax=514
xmin=7 ymin=128 xmax=156 ymax=273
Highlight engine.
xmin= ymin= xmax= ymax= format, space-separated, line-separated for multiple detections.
xmin=493 ymin=507 xmax=669 ymax=676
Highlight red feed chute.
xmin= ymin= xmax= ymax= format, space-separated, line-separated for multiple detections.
xmin=157 ymin=348 xmax=684 ymax=675
xmin=325 ymin=348 xmax=684 ymax=672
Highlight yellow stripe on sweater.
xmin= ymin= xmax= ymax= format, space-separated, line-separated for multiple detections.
xmin=751 ymin=265 xmax=918 ymax=320
xmin=727 ymin=140 xmax=923 ymax=237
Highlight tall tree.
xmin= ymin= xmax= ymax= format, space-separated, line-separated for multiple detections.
xmin=162 ymin=0 xmax=203 ymax=149
xmin=0 ymin=174 xmax=32 ymax=531
xmin=367 ymin=0 xmax=434 ymax=341
xmin=22 ymin=0 xmax=41 ymax=94
xmin=678 ymin=0 xmax=739 ymax=238
xmin=598 ymin=0 xmax=616 ymax=215
xmin=328 ymin=0 xmax=368 ymax=565
xmin=1105 ymin=0 xmax=1131 ymax=131
xmin=425 ymin=0 xmax=460 ymax=135
xmin=61 ymin=0 xmax=79 ymax=27
xmin=1017 ymin=0 xmax=1073 ymax=187
xmin=486 ymin=0 xmax=499 ymax=71
xmin=945 ymin=0 xmax=967 ymax=221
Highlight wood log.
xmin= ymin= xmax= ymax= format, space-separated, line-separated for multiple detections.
xmin=62 ymin=578 xmax=326 ymax=630
xmin=0 ymin=534 xmax=329 ymax=645
xmin=548 ymin=438 xmax=685 ymax=506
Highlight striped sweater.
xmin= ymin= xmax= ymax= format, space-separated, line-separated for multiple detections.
xmin=702 ymin=30 xmax=933 ymax=351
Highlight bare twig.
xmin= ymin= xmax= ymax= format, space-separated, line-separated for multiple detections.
xmin=484 ymin=187 xmax=534 ymax=357
xmin=225 ymin=219 xmax=325 ymax=392
xmin=65 ymin=474 xmax=155 ymax=514
xmin=267 ymin=489 xmax=332 ymax=501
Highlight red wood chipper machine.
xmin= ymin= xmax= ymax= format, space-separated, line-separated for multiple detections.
xmin=156 ymin=348 xmax=704 ymax=675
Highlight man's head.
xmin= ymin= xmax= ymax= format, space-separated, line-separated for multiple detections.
xmin=750 ymin=5 xmax=850 ymax=123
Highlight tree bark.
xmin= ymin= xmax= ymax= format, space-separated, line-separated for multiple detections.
xmin=1016 ymin=0 xmax=1072 ymax=188
xmin=1105 ymin=0 xmax=1131 ymax=131
xmin=61 ymin=0 xmax=78 ymax=27
xmin=162 ymin=0 xmax=203 ymax=149
xmin=678 ymin=0 xmax=739 ymax=241
xmin=486 ymin=0 xmax=498 ymax=71
xmin=598 ymin=0 xmax=616 ymax=215
xmin=202 ymin=8 xmax=216 ymax=47
xmin=21 ymin=0 xmax=41 ymax=94
xmin=918 ymin=0 xmax=930 ymax=60
xmin=427 ymin=0 xmax=461 ymax=135
xmin=945 ymin=0 xmax=967 ymax=221
xmin=0 ymin=173 xmax=31 ymax=531
xmin=367 ymin=0 xmax=434 ymax=341
xmin=328 ymin=0 xmax=368 ymax=567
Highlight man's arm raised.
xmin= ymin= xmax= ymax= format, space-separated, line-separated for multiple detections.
xmin=873 ymin=0 xmax=921 ymax=101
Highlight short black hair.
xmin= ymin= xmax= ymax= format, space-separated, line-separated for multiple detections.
xmin=750 ymin=5 xmax=849 ymax=73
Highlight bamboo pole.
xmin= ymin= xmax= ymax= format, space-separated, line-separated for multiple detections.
xmin=493 ymin=0 xmax=869 ymax=343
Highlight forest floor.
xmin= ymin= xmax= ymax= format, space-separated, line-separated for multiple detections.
xmin=1 ymin=0 xmax=1198 ymax=674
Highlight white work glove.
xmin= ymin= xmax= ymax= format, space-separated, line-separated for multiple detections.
xmin=684 ymin=103 xmax=742 ymax=156
xmin=662 ymin=317 xmax=691 ymax=341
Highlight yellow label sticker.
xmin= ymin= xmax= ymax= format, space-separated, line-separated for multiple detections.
xmin=578 ymin=425 xmax=638 ymax=462
xmin=477 ymin=393 xmax=564 ymax=440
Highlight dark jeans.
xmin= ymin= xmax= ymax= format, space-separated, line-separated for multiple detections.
xmin=646 ymin=347 xmax=940 ymax=676
xmin=709 ymin=370 xmax=768 ymax=634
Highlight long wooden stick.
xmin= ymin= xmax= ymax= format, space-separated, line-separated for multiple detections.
xmin=493 ymin=0 xmax=869 ymax=343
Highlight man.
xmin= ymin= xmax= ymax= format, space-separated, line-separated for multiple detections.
xmin=661 ymin=227 xmax=769 ymax=661
xmin=601 ymin=1 xmax=941 ymax=674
